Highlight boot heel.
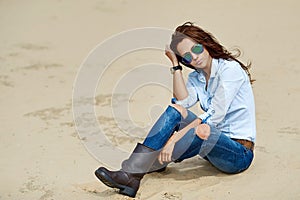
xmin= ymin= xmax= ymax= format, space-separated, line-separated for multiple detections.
xmin=119 ymin=186 xmax=136 ymax=198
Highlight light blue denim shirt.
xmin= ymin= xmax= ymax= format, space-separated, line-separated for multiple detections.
xmin=174 ymin=58 xmax=256 ymax=142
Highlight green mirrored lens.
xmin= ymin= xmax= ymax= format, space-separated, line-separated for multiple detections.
xmin=182 ymin=53 xmax=192 ymax=64
xmin=192 ymin=44 xmax=203 ymax=54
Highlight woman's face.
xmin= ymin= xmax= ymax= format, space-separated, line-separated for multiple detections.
xmin=177 ymin=38 xmax=212 ymax=70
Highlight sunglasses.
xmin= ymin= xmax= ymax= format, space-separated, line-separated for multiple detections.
xmin=181 ymin=44 xmax=204 ymax=65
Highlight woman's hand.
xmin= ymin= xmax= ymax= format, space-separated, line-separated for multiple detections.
xmin=165 ymin=44 xmax=179 ymax=66
xmin=158 ymin=139 xmax=176 ymax=165
xmin=158 ymin=118 xmax=202 ymax=165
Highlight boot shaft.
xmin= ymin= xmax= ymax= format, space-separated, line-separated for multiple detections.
xmin=122 ymin=143 xmax=160 ymax=174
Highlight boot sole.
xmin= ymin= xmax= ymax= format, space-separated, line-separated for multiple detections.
xmin=94 ymin=168 xmax=136 ymax=198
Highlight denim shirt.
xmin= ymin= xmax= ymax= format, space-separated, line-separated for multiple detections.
xmin=174 ymin=58 xmax=256 ymax=142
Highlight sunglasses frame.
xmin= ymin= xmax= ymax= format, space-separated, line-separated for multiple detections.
xmin=181 ymin=43 xmax=204 ymax=65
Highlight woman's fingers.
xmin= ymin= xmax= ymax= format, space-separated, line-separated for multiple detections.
xmin=158 ymin=152 xmax=165 ymax=164
xmin=163 ymin=152 xmax=168 ymax=162
xmin=158 ymin=139 xmax=176 ymax=164
xmin=158 ymin=152 xmax=163 ymax=165
xmin=161 ymin=151 xmax=167 ymax=163
xmin=165 ymin=44 xmax=178 ymax=64
xmin=167 ymin=153 xmax=172 ymax=162
xmin=158 ymin=151 xmax=168 ymax=164
xmin=158 ymin=149 xmax=172 ymax=164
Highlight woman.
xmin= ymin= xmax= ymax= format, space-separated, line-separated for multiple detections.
xmin=94 ymin=22 xmax=256 ymax=198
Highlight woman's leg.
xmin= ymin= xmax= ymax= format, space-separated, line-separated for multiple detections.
xmin=172 ymin=124 xmax=254 ymax=174
xmin=143 ymin=105 xmax=183 ymax=150
xmin=95 ymin=105 xmax=185 ymax=197
xmin=160 ymin=105 xmax=254 ymax=173
xmin=171 ymin=109 xmax=204 ymax=162
xmin=203 ymin=126 xmax=254 ymax=173
xmin=143 ymin=104 xmax=194 ymax=173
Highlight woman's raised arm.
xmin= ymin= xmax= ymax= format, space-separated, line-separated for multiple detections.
xmin=165 ymin=45 xmax=188 ymax=100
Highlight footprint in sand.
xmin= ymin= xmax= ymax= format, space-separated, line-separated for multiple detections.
xmin=21 ymin=63 xmax=63 ymax=70
xmin=17 ymin=43 xmax=49 ymax=51
xmin=278 ymin=127 xmax=299 ymax=135
xmin=74 ymin=182 xmax=119 ymax=199
xmin=8 ymin=52 xmax=20 ymax=57
xmin=95 ymin=93 xmax=133 ymax=107
xmin=0 ymin=75 xmax=14 ymax=87
xmin=95 ymin=94 xmax=112 ymax=107
xmin=255 ymin=146 xmax=269 ymax=153
xmin=24 ymin=106 xmax=70 ymax=121
xmin=162 ymin=192 xmax=182 ymax=199
xmin=19 ymin=176 xmax=54 ymax=200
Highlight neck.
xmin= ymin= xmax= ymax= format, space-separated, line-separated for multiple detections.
xmin=203 ymin=57 xmax=212 ymax=78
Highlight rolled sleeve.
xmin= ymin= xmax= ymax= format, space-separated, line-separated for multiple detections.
xmin=173 ymin=96 xmax=194 ymax=108
xmin=198 ymin=109 xmax=214 ymax=123
xmin=173 ymin=77 xmax=198 ymax=108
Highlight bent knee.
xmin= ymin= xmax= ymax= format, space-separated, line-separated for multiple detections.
xmin=170 ymin=104 xmax=188 ymax=118
xmin=195 ymin=124 xmax=211 ymax=140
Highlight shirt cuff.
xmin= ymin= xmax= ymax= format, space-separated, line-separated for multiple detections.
xmin=171 ymin=97 xmax=191 ymax=108
xmin=198 ymin=112 xmax=211 ymax=124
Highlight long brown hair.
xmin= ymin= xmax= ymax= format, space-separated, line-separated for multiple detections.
xmin=170 ymin=22 xmax=254 ymax=84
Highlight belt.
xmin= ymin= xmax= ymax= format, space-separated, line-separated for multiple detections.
xmin=232 ymin=139 xmax=254 ymax=151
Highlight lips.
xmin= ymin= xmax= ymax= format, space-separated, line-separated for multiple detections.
xmin=196 ymin=59 xmax=202 ymax=65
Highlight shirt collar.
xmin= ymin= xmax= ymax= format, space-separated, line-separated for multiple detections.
xmin=210 ymin=58 xmax=219 ymax=78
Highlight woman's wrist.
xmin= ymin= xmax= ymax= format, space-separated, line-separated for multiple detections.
xmin=196 ymin=118 xmax=202 ymax=125
xmin=170 ymin=65 xmax=182 ymax=74
xmin=168 ymin=133 xmax=178 ymax=144
xmin=172 ymin=61 xmax=179 ymax=66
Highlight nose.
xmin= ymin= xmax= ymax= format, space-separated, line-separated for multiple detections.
xmin=191 ymin=52 xmax=198 ymax=61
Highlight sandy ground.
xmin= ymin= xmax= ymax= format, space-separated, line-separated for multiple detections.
xmin=1 ymin=0 xmax=300 ymax=199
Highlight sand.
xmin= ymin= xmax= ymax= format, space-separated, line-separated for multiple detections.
xmin=0 ymin=0 xmax=299 ymax=199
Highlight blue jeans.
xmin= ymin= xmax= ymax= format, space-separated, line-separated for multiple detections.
xmin=143 ymin=105 xmax=254 ymax=174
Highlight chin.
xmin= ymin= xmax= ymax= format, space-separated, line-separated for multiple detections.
xmin=195 ymin=63 xmax=205 ymax=70
xmin=199 ymin=61 xmax=208 ymax=69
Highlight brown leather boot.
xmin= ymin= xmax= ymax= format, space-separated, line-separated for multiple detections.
xmin=94 ymin=143 xmax=159 ymax=198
